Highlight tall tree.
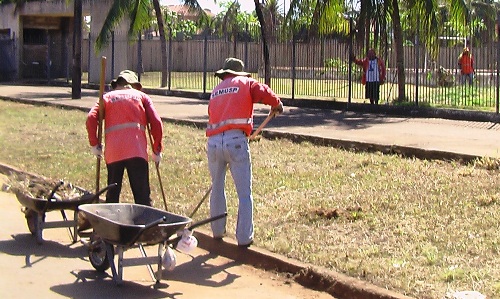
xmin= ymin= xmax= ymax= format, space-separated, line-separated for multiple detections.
xmin=95 ymin=0 xmax=169 ymax=87
xmin=180 ymin=0 xmax=274 ymax=86
xmin=389 ymin=0 xmax=405 ymax=102
xmin=282 ymin=0 xmax=477 ymax=102
xmin=254 ymin=0 xmax=271 ymax=85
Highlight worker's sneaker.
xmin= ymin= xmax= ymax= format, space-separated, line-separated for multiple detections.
xmin=213 ymin=232 xmax=226 ymax=241
xmin=238 ymin=240 xmax=253 ymax=248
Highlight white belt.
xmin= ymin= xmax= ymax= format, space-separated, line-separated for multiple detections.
xmin=105 ymin=122 xmax=146 ymax=134
xmin=207 ymin=118 xmax=252 ymax=130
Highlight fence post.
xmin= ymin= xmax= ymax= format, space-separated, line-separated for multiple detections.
xmin=137 ymin=31 xmax=142 ymax=81
xmin=291 ymin=26 xmax=296 ymax=101
xmin=244 ymin=23 xmax=249 ymax=70
xmin=111 ymin=30 xmax=115 ymax=79
xmin=168 ymin=27 xmax=172 ymax=91
xmin=497 ymin=11 xmax=500 ymax=114
xmin=88 ymin=32 xmax=91 ymax=84
xmin=203 ymin=34 xmax=208 ymax=95
xmin=348 ymin=16 xmax=353 ymax=107
xmin=415 ymin=17 xmax=419 ymax=107
xmin=71 ymin=0 xmax=82 ymax=99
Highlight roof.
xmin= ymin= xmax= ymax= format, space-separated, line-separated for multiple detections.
xmin=167 ymin=5 xmax=215 ymax=21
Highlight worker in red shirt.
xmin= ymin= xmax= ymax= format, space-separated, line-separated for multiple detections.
xmin=351 ymin=48 xmax=386 ymax=105
xmin=206 ymin=57 xmax=283 ymax=247
xmin=458 ymin=47 xmax=474 ymax=85
xmin=86 ymin=70 xmax=163 ymax=206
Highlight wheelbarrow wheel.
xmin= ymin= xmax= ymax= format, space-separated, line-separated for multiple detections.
xmin=88 ymin=233 xmax=112 ymax=272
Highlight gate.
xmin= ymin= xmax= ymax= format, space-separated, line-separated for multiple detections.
xmin=0 ymin=37 xmax=16 ymax=81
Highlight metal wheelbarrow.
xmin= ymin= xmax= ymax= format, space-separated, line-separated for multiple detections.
xmin=14 ymin=181 xmax=115 ymax=244
xmin=79 ymin=203 xmax=226 ymax=285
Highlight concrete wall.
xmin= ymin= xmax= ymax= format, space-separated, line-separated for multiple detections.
xmin=0 ymin=0 xmax=130 ymax=83
xmin=86 ymin=0 xmax=129 ymax=83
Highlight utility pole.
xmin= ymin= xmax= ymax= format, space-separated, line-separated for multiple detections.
xmin=72 ymin=0 xmax=82 ymax=99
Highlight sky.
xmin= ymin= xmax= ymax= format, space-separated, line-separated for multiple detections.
xmin=161 ymin=1 xmax=256 ymax=14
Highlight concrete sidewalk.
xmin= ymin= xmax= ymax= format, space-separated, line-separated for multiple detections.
xmin=1 ymin=83 xmax=499 ymax=162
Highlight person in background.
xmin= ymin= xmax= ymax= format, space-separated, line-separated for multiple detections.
xmin=458 ymin=47 xmax=474 ymax=86
xmin=351 ymin=48 xmax=386 ymax=105
xmin=86 ymin=70 xmax=163 ymax=206
xmin=206 ymin=57 xmax=284 ymax=247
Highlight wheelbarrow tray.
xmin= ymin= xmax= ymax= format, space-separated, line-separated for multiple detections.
xmin=15 ymin=190 xmax=96 ymax=213
xmin=79 ymin=203 xmax=192 ymax=247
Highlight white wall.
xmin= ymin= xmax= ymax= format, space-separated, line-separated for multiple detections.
xmin=0 ymin=0 xmax=132 ymax=83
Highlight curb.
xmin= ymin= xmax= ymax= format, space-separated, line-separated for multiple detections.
xmin=193 ymin=229 xmax=415 ymax=299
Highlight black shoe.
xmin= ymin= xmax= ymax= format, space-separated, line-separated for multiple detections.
xmin=238 ymin=240 xmax=253 ymax=248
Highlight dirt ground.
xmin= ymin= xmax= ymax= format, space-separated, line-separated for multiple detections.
xmin=0 ymin=173 xmax=335 ymax=299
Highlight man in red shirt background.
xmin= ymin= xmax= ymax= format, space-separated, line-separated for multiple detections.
xmin=458 ymin=47 xmax=474 ymax=85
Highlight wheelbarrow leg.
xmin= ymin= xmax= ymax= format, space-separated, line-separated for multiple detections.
xmin=156 ymin=243 xmax=164 ymax=283
xmin=35 ymin=212 xmax=44 ymax=244
xmin=71 ymin=210 xmax=78 ymax=243
xmin=106 ymin=243 xmax=122 ymax=285
xmin=138 ymin=244 xmax=159 ymax=283
xmin=116 ymin=245 xmax=124 ymax=285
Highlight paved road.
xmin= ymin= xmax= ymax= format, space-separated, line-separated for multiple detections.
xmin=0 ymin=84 xmax=499 ymax=161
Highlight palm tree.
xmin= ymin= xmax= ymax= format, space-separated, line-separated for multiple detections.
xmin=95 ymin=0 xmax=169 ymax=87
xmin=254 ymin=0 xmax=271 ymax=85
xmin=282 ymin=0 xmax=480 ymax=103
xmin=179 ymin=0 xmax=275 ymax=86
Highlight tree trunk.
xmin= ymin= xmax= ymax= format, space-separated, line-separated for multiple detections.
xmin=390 ymin=0 xmax=406 ymax=102
xmin=254 ymin=0 xmax=271 ymax=86
xmin=152 ymin=0 xmax=168 ymax=87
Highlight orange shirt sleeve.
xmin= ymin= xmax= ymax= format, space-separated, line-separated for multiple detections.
xmin=249 ymin=81 xmax=281 ymax=107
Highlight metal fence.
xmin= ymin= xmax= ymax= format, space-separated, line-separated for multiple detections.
xmin=82 ymin=25 xmax=500 ymax=112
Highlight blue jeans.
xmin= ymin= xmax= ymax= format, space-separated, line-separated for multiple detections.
xmin=206 ymin=129 xmax=253 ymax=245
xmin=462 ymin=73 xmax=474 ymax=85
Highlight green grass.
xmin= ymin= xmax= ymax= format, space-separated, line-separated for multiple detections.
xmin=1 ymin=100 xmax=499 ymax=299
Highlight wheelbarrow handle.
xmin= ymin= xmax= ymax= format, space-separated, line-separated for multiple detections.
xmin=86 ymin=183 xmax=118 ymax=203
xmin=42 ymin=180 xmax=65 ymax=214
xmin=128 ymin=216 xmax=167 ymax=246
xmin=143 ymin=216 xmax=168 ymax=230
xmin=166 ymin=213 xmax=227 ymax=247
xmin=47 ymin=180 xmax=64 ymax=200
xmin=95 ymin=183 xmax=118 ymax=198
xmin=188 ymin=213 xmax=227 ymax=231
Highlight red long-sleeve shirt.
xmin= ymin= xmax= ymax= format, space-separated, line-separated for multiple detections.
xmin=206 ymin=75 xmax=281 ymax=137
xmin=86 ymin=88 xmax=163 ymax=164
